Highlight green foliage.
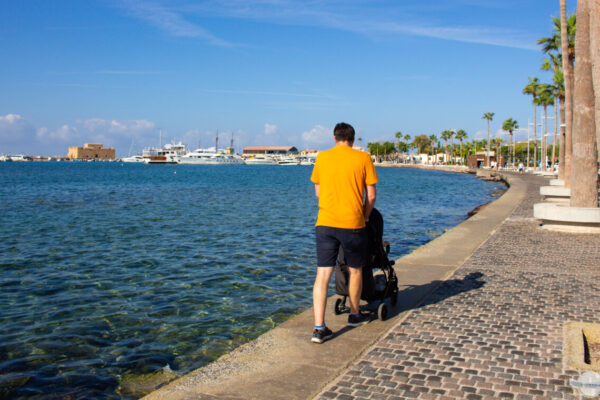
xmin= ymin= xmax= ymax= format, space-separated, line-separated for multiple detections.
xmin=367 ymin=141 xmax=396 ymax=156
xmin=412 ymin=134 xmax=431 ymax=154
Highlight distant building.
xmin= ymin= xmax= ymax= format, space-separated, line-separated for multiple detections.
xmin=467 ymin=151 xmax=504 ymax=169
xmin=68 ymin=143 xmax=115 ymax=160
xmin=242 ymin=146 xmax=298 ymax=156
xmin=300 ymin=149 xmax=319 ymax=157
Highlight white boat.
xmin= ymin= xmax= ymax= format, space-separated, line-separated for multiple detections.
xmin=299 ymin=157 xmax=316 ymax=166
xmin=0 ymin=155 xmax=11 ymax=162
xmin=179 ymin=147 xmax=245 ymax=165
xmin=277 ymin=156 xmax=300 ymax=165
xmin=245 ymin=155 xmax=277 ymax=165
xmin=143 ymin=142 xmax=188 ymax=164
xmin=121 ymin=155 xmax=145 ymax=163
xmin=9 ymin=155 xmax=33 ymax=162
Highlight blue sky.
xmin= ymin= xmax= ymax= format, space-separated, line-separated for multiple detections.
xmin=0 ymin=0 xmax=575 ymax=156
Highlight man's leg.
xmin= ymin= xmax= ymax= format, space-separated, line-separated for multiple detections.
xmin=313 ymin=266 xmax=334 ymax=327
xmin=347 ymin=267 xmax=362 ymax=315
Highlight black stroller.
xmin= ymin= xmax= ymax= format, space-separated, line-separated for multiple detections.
xmin=333 ymin=208 xmax=399 ymax=321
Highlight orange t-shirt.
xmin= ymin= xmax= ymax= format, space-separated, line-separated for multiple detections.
xmin=310 ymin=145 xmax=378 ymax=229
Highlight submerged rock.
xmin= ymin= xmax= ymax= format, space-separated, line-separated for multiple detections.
xmin=117 ymin=366 xmax=178 ymax=398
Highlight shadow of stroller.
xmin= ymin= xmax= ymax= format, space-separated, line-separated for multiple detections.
xmin=385 ymin=271 xmax=486 ymax=320
xmin=331 ymin=272 xmax=486 ymax=339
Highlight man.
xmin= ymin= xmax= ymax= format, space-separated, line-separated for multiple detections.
xmin=309 ymin=122 xmax=378 ymax=344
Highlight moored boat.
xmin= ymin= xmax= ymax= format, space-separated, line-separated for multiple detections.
xmin=143 ymin=142 xmax=187 ymax=164
xmin=245 ymin=155 xmax=277 ymax=165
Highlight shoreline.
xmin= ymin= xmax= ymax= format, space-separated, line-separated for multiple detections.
xmin=142 ymin=170 xmax=522 ymax=400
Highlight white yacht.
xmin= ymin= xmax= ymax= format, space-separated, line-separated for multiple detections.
xmin=121 ymin=155 xmax=145 ymax=163
xmin=143 ymin=142 xmax=188 ymax=164
xmin=9 ymin=155 xmax=33 ymax=162
xmin=299 ymin=157 xmax=316 ymax=166
xmin=180 ymin=147 xmax=245 ymax=165
xmin=277 ymin=156 xmax=300 ymax=165
xmin=245 ymin=155 xmax=277 ymax=165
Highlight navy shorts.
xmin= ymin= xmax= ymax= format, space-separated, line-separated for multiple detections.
xmin=316 ymin=226 xmax=368 ymax=268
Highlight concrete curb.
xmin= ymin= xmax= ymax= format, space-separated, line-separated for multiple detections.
xmin=143 ymin=172 xmax=527 ymax=400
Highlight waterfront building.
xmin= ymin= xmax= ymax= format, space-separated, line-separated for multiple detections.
xmin=242 ymin=146 xmax=298 ymax=156
xmin=67 ymin=144 xmax=115 ymax=160
xmin=467 ymin=151 xmax=504 ymax=169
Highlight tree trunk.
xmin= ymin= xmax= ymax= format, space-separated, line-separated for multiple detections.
xmin=543 ymin=104 xmax=548 ymax=170
xmin=552 ymin=98 xmax=558 ymax=169
xmin=559 ymin=96 xmax=566 ymax=179
xmin=487 ymin=121 xmax=490 ymax=167
xmin=533 ymin=102 xmax=538 ymax=170
xmin=510 ymin=132 xmax=514 ymax=167
xmin=561 ymin=0 xmax=574 ymax=187
xmin=570 ymin=0 xmax=598 ymax=207
xmin=592 ymin=0 xmax=600 ymax=160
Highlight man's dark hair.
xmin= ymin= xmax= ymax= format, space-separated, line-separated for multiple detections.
xmin=334 ymin=122 xmax=355 ymax=143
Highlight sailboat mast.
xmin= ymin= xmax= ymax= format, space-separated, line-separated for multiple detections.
xmin=216 ymin=129 xmax=219 ymax=152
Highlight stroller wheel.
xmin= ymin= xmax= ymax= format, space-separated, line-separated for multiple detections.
xmin=377 ymin=303 xmax=388 ymax=321
xmin=334 ymin=298 xmax=344 ymax=315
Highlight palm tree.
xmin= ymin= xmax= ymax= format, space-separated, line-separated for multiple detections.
xmin=395 ymin=131 xmax=402 ymax=160
xmin=559 ymin=5 xmax=576 ymax=187
xmin=403 ymin=134 xmax=411 ymax=155
xmin=537 ymin=84 xmax=555 ymax=170
xmin=358 ymin=137 xmax=363 ymax=148
xmin=522 ymin=78 xmax=540 ymax=169
xmin=440 ymin=130 xmax=452 ymax=164
xmin=502 ymin=119 xmax=519 ymax=167
xmin=428 ymin=134 xmax=437 ymax=164
xmin=541 ymin=53 xmax=562 ymax=171
xmin=454 ymin=130 xmax=467 ymax=165
xmin=591 ymin=0 xmax=600 ymax=158
xmin=481 ymin=112 xmax=494 ymax=167
xmin=413 ymin=135 xmax=430 ymax=155
xmin=493 ymin=138 xmax=504 ymax=169
xmin=449 ymin=130 xmax=455 ymax=164
xmin=551 ymin=69 xmax=566 ymax=177
xmin=570 ymin=0 xmax=598 ymax=207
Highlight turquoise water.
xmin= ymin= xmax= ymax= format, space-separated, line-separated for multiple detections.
xmin=0 ymin=163 xmax=504 ymax=399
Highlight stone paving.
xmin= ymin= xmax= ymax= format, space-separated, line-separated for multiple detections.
xmin=316 ymin=173 xmax=600 ymax=400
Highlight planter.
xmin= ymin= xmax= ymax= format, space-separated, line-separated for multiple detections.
xmin=533 ymin=202 xmax=600 ymax=233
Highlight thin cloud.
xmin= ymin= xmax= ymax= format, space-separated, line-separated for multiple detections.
xmin=115 ymin=0 xmax=232 ymax=46
xmin=179 ymin=0 xmax=538 ymax=51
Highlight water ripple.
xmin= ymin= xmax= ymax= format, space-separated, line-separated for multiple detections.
xmin=0 ymin=163 xmax=504 ymax=399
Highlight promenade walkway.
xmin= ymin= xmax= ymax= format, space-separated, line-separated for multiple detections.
xmin=316 ymin=173 xmax=600 ymax=399
xmin=145 ymin=172 xmax=600 ymax=400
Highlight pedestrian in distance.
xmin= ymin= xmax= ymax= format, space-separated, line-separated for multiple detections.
xmin=309 ymin=122 xmax=378 ymax=344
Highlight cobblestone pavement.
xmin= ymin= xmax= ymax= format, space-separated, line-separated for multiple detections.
xmin=316 ymin=173 xmax=600 ymax=400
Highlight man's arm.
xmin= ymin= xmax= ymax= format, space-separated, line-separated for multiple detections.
xmin=363 ymin=184 xmax=376 ymax=222
xmin=314 ymin=183 xmax=320 ymax=198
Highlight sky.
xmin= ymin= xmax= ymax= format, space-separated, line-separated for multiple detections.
xmin=0 ymin=0 xmax=576 ymax=157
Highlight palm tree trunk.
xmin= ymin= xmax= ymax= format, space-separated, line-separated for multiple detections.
xmin=561 ymin=0 xmax=574 ymax=187
xmin=533 ymin=102 xmax=538 ymax=170
xmin=591 ymin=0 xmax=600 ymax=160
xmin=543 ymin=105 xmax=548 ymax=170
xmin=558 ymin=96 xmax=566 ymax=180
xmin=552 ymin=97 xmax=558 ymax=169
xmin=486 ymin=121 xmax=490 ymax=167
xmin=509 ymin=132 xmax=513 ymax=167
xmin=571 ymin=0 xmax=598 ymax=207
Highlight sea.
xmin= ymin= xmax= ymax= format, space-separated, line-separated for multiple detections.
xmin=0 ymin=162 xmax=505 ymax=399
